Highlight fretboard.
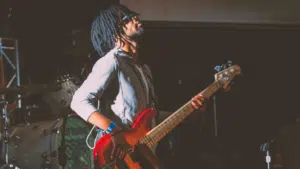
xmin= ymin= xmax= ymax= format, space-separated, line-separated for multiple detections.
xmin=139 ymin=80 xmax=223 ymax=147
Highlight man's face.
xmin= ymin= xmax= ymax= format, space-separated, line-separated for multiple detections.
xmin=122 ymin=14 xmax=144 ymax=39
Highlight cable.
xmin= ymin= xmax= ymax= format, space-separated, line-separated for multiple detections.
xmin=86 ymin=125 xmax=97 ymax=150
xmin=86 ymin=99 xmax=101 ymax=150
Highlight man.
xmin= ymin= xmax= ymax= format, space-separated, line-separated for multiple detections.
xmin=70 ymin=3 xmax=206 ymax=168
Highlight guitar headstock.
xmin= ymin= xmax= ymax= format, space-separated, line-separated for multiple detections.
xmin=214 ymin=61 xmax=241 ymax=90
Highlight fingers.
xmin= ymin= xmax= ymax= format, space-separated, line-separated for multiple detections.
xmin=119 ymin=149 xmax=125 ymax=160
xmin=191 ymin=95 xmax=205 ymax=110
xmin=119 ymin=145 xmax=130 ymax=159
xmin=191 ymin=100 xmax=201 ymax=109
xmin=110 ymin=133 xmax=129 ymax=161
xmin=110 ymin=145 xmax=118 ymax=160
xmin=111 ymin=146 xmax=128 ymax=161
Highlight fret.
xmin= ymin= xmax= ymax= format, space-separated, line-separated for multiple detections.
xmin=139 ymin=135 xmax=155 ymax=148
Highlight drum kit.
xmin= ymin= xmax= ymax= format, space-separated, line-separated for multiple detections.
xmin=0 ymin=74 xmax=95 ymax=169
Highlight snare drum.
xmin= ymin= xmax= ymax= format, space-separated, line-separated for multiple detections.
xmin=56 ymin=112 xmax=96 ymax=169
xmin=2 ymin=119 xmax=63 ymax=169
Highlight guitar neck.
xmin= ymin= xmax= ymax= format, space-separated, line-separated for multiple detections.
xmin=140 ymin=80 xmax=223 ymax=147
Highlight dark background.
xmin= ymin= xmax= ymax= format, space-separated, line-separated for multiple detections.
xmin=1 ymin=0 xmax=299 ymax=169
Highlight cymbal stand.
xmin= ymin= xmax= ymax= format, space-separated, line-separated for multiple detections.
xmin=0 ymin=37 xmax=21 ymax=168
xmin=0 ymin=94 xmax=11 ymax=168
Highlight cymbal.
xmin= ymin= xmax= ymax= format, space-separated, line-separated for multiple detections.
xmin=0 ymin=84 xmax=61 ymax=95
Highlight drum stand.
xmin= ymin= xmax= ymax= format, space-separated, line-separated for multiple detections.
xmin=57 ymin=108 xmax=70 ymax=169
xmin=41 ymin=152 xmax=51 ymax=169
xmin=0 ymin=95 xmax=19 ymax=169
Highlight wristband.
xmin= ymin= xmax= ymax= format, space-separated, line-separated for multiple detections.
xmin=106 ymin=122 xmax=117 ymax=134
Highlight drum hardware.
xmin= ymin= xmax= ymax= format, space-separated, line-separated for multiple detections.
xmin=0 ymin=163 xmax=19 ymax=169
xmin=0 ymin=82 xmax=75 ymax=168
xmin=41 ymin=118 xmax=63 ymax=137
xmin=58 ymin=111 xmax=68 ymax=168
xmin=41 ymin=152 xmax=52 ymax=169
xmin=58 ymin=146 xmax=67 ymax=168
xmin=0 ymin=84 xmax=61 ymax=96
xmin=23 ymin=104 xmax=39 ymax=126
xmin=9 ymin=104 xmax=56 ymax=127
xmin=4 ymin=119 xmax=62 ymax=169
xmin=8 ymin=136 xmax=21 ymax=148
xmin=0 ymin=84 xmax=60 ymax=129
xmin=0 ymin=97 xmax=20 ymax=169
xmin=43 ymin=74 xmax=81 ymax=115
xmin=11 ymin=158 xmax=18 ymax=169
xmin=42 ymin=128 xmax=60 ymax=137
xmin=0 ymin=93 xmax=11 ymax=167
xmin=0 ymin=157 xmax=20 ymax=169
xmin=11 ymin=104 xmax=40 ymax=126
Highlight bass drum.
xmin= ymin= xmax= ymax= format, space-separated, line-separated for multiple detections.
xmin=56 ymin=112 xmax=96 ymax=169
xmin=2 ymin=119 xmax=63 ymax=169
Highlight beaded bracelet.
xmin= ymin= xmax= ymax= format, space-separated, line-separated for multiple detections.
xmin=106 ymin=122 xmax=117 ymax=134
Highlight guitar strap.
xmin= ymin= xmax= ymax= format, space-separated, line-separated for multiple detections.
xmin=141 ymin=64 xmax=159 ymax=126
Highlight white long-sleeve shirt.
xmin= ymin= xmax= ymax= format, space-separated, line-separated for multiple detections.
xmin=70 ymin=48 xmax=156 ymax=127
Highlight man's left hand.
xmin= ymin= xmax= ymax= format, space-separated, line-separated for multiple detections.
xmin=191 ymin=94 xmax=207 ymax=111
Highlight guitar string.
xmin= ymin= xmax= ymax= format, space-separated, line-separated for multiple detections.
xmin=144 ymin=81 xmax=221 ymax=146
xmin=147 ymin=104 xmax=189 ymax=145
xmin=146 ymin=101 xmax=194 ymax=146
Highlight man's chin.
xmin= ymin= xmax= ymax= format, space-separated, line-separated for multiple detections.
xmin=130 ymin=29 xmax=144 ymax=39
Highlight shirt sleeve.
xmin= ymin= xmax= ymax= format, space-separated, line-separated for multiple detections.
xmin=70 ymin=53 xmax=118 ymax=121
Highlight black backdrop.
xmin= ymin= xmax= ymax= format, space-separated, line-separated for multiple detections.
xmin=1 ymin=1 xmax=300 ymax=169
xmin=140 ymin=22 xmax=300 ymax=169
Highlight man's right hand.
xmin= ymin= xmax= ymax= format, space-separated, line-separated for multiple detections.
xmin=110 ymin=131 xmax=129 ymax=161
xmin=86 ymin=112 xmax=130 ymax=161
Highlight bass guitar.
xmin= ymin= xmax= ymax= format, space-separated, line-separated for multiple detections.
xmin=93 ymin=64 xmax=241 ymax=169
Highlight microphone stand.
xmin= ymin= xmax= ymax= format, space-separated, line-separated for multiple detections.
xmin=260 ymin=141 xmax=272 ymax=169
xmin=213 ymin=95 xmax=218 ymax=137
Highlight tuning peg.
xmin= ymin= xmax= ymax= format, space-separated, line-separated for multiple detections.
xmin=226 ymin=60 xmax=232 ymax=67
xmin=214 ymin=65 xmax=222 ymax=72
xmin=221 ymin=64 xmax=227 ymax=69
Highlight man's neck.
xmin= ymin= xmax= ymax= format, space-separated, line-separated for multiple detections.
xmin=122 ymin=41 xmax=137 ymax=54
xmin=120 ymin=38 xmax=139 ymax=62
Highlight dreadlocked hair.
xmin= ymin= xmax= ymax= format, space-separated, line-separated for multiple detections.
xmin=91 ymin=4 xmax=135 ymax=57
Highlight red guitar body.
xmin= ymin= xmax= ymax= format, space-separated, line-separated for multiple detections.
xmin=93 ymin=108 xmax=164 ymax=169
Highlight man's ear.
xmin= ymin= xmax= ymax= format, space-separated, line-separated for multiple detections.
xmin=122 ymin=24 xmax=128 ymax=31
